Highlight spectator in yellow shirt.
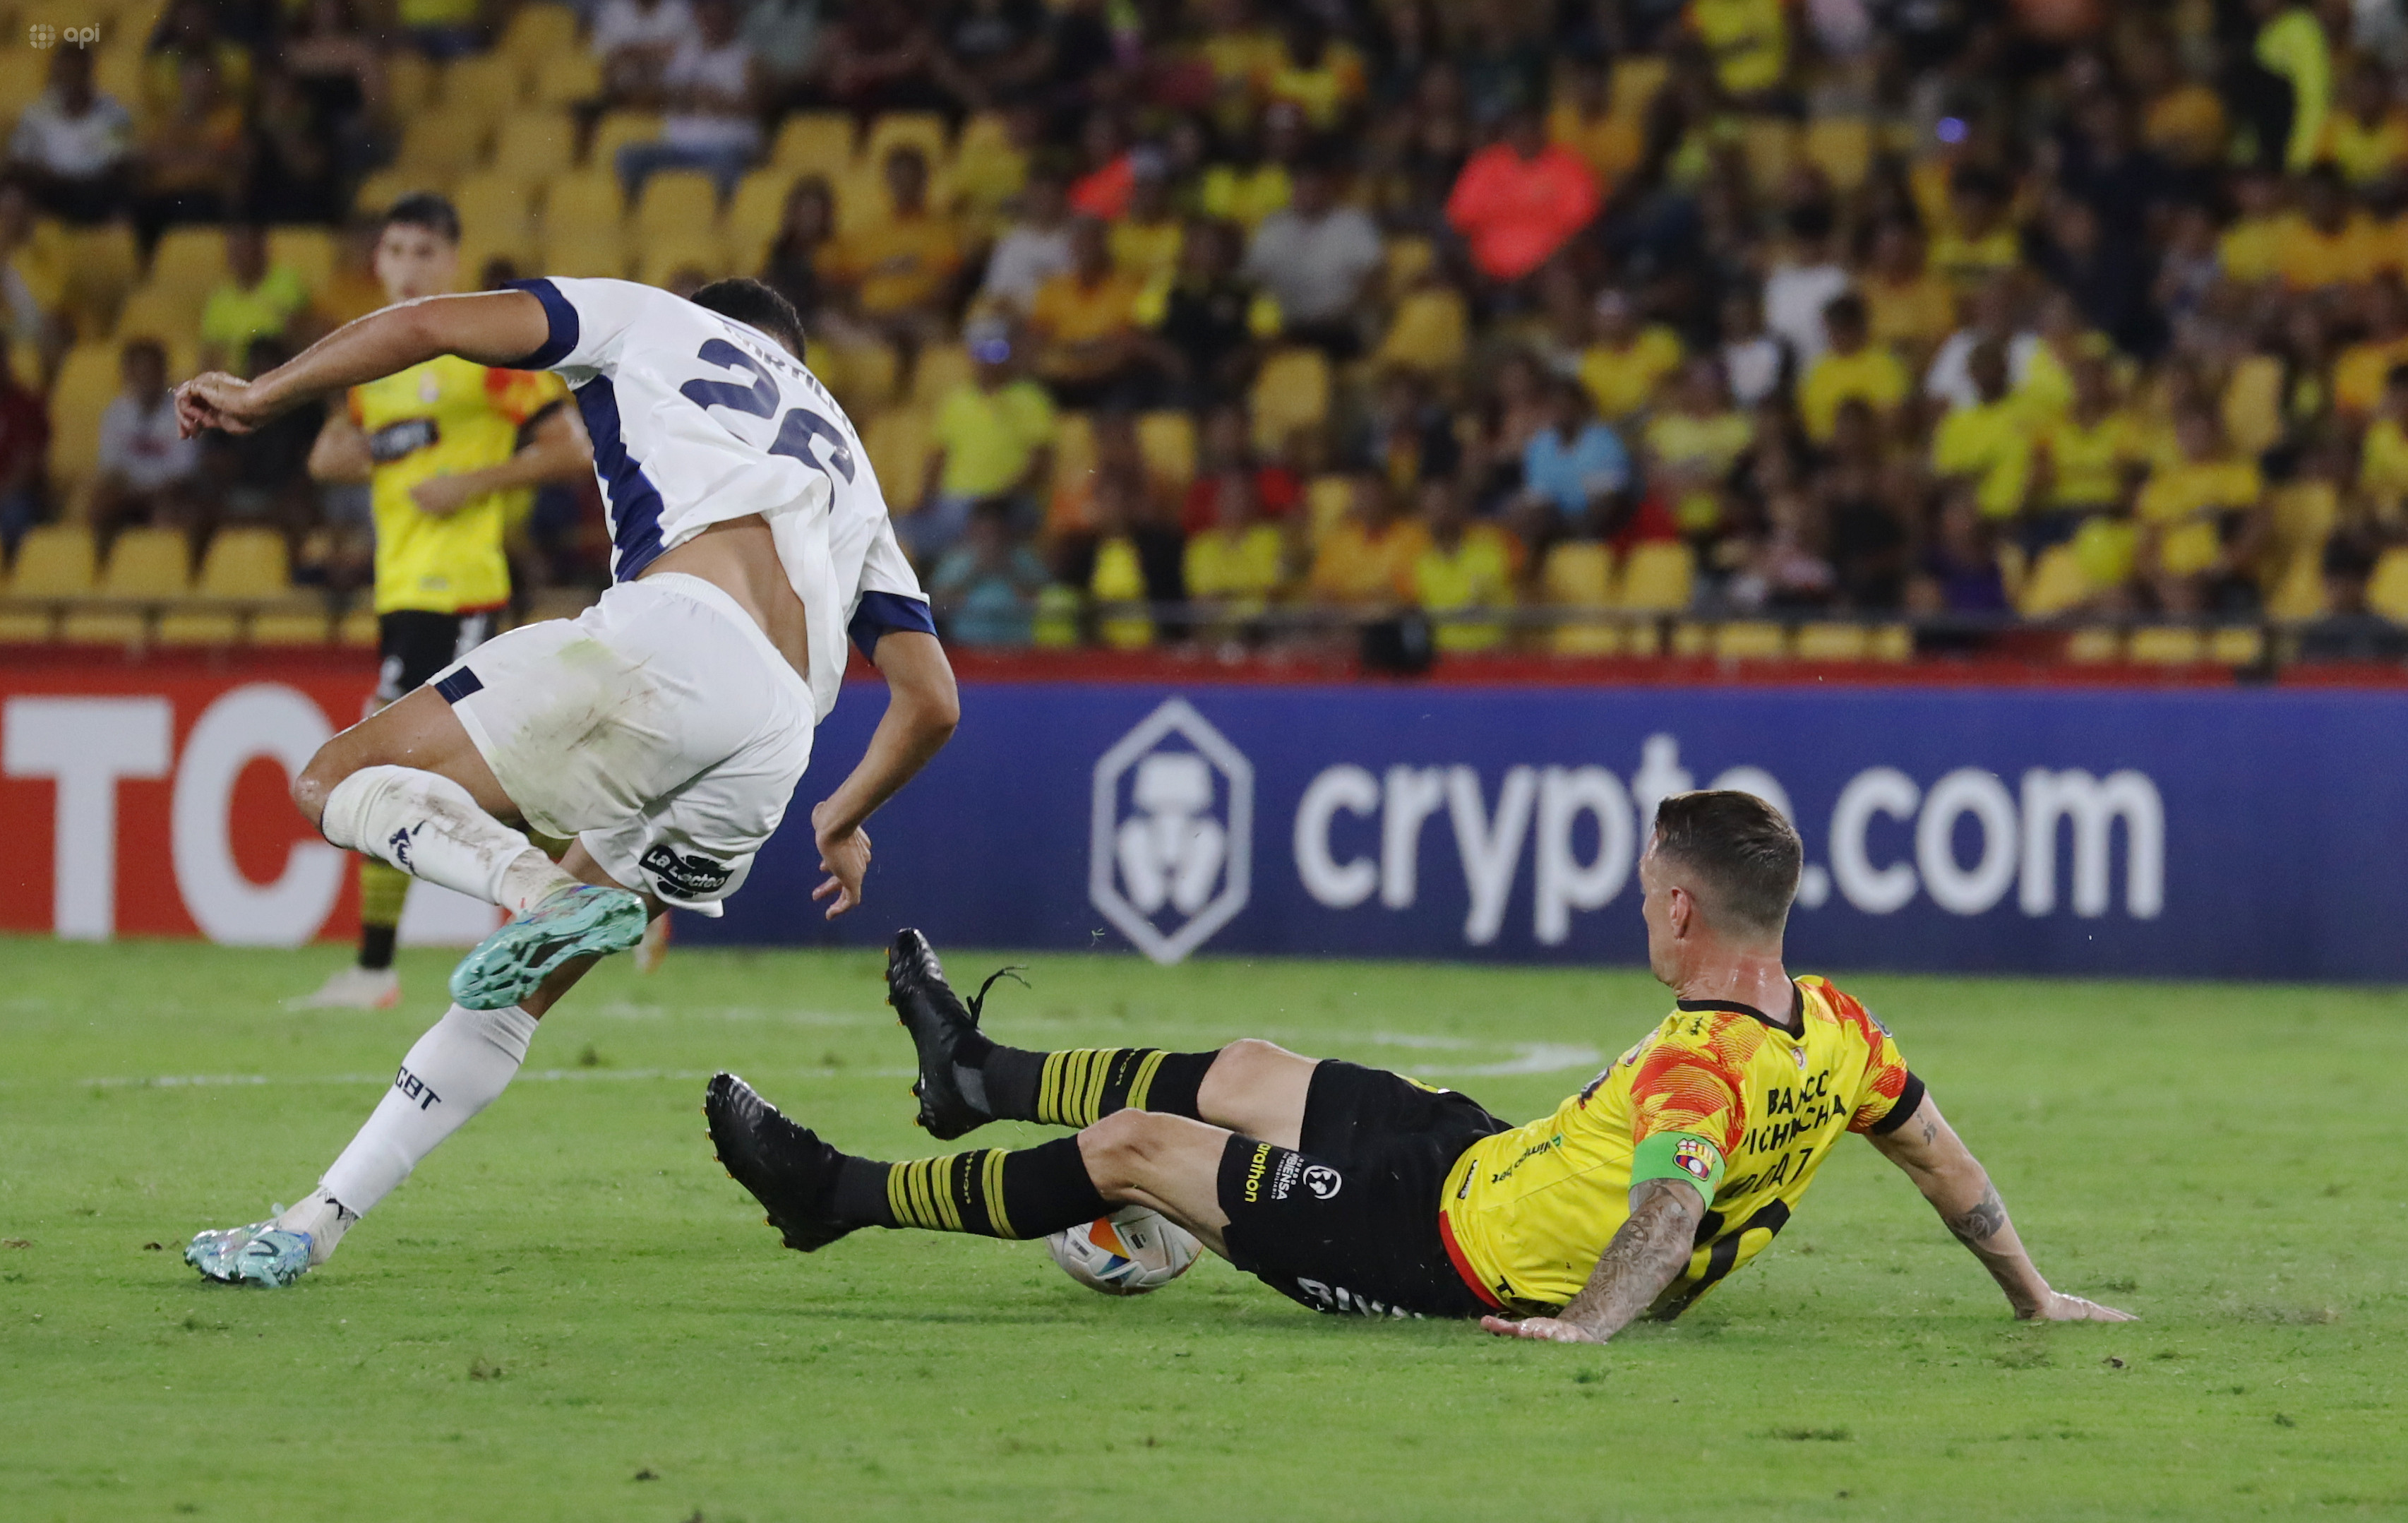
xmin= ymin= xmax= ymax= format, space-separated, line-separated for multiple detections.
xmin=2217 ymin=169 xmax=2296 ymax=285
xmin=1643 ymin=359 xmax=1754 ymax=536
xmin=2138 ymin=407 xmax=2266 ymax=614
xmin=914 ymin=318 xmax=1057 ymax=557
xmin=1258 ymin=15 xmax=1367 ymax=130
xmin=1797 ymin=294 xmax=1908 ymax=444
xmin=1029 ymin=217 xmax=1158 ymax=407
xmin=1108 ymin=153 xmax=1185 ymax=281
xmin=1409 ymin=477 xmax=1518 ymax=652
xmin=1578 ymin=289 xmax=1684 ymax=424
xmin=1859 ymin=221 xmax=1955 ymax=365
xmin=2356 ymin=362 xmax=2408 ymax=522
xmin=1686 ymin=0 xmax=1788 ymax=102
xmin=1308 ymin=473 xmax=1431 ymax=608
xmin=1927 ymin=165 xmax=2021 ymax=293
xmin=826 ymin=145 xmax=967 ymax=339
xmin=1547 ymin=59 xmax=1644 ymax=185
xmin=2332 ymin=277 xmax=2408 ymax=416
xmin=1185 ymin=470 xmax=1290 ymax=632
xmin=198 ymin=223 xmax=316 ymax=373
xmin=1930 ymin=340 xmax=2033 ymax=521
xmin=2319 ymin=56 xmax=2408 ymax=186
xmin=2275 ymin=166 xmax=2385 ymax=290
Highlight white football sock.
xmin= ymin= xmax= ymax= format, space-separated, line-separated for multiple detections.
xmin=306 ymin=1004 xmax=540 ymax=1245
xmin=320 ymin=765 xmax=575 ymax=914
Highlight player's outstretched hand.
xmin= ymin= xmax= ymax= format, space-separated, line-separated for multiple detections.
xmin=175 ymin=373 xmax=267 ymax=438
xmin=1480 ymin=1314 xmax=1600 ymax=1344
xmin=810 ymin=800 xmax=870 ymax=919
xmin=2022 ymin=1291 xmax=2136 ymax=1322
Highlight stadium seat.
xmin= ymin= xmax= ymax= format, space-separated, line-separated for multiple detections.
xmin=1373 ymin=287 xmax=1468 ymax=374
xmin=544 ymin=167 xmax=624 ymax=231
xmin=194 ymin=528 xmax=289 ymax=597
xmin=1609 ymin=55 xmax=1669 ymax=120
xmin=442 ymin=54 xmax=526 ymax=123
xmin=864 ymin=112 xmax=950 ymax=172
xmin=817 ymin=339 xmax=898 ymax=412
xmin=90 ymin=48 xmax=145 ymax=121
xmin=634 ymin=169 xmax=721 ymax=237
xmin=1383 ymin=234 xmax=1437 ymax=291
xmin=148 ymin=227 xmax=230 ymax=302
xmin=2128 ymin=626 xmax=2205 ymax=664
xmin=2016 ymin=544 xmax=2092 ymax=619
xmin=99 ymin=527 xmax=189 ymax=598
xmin=0 ymin=51 xmax=48 ymax=120
xmin=540 ymin=225 xmax=632 ymax=280
xmin=831 ymin=163 xmax=895 ymax=234
xmin=1030 ymin=581 xmax=1082 ymax=647
xmin=1049 ymin=412 xmax=1098 ymax=499
xmin=265 ymin=227 xmax=337 ymax=297
xmin=909 ymin=342 xmax=974 ymax=407
xmin=772 ymin=113 xmax=856 ymax=178
xmin=589 ymin=111 xmax=664 ymax=168
xmin=498 ymin=3 xmax=580 ymax=65
xmin=1137 ymin=410 xmax=1198 ymax=491
xmin=2367 ymin=547 xmax=2408 ymax=623
xmin=114 ymin=283 xmax=201 ymax=351
xmin=1615 ymin=540 xmax=1695 ymax=612
xmin=250 ymin=607 xmax=333 ymax=645
xmin=2209 ymin=626 xmax=2266 ymax=667
xmin=726 ymin=169 xmax=798 ymax=258
xmin=155 ymin=608 xmax=242 ymax=645
xmin=1738 ymin=118 xmax=1799 ymax=193
xmin=388 ymin=52 xmax=438 ymax=114
xmin=1868 ymin=623 xmax=1913 ymax=661
xmin=1249 ymin=347 xmax=1330 ymax=453
xmin=1540 ymin=540 xmax=1619 ymax=655
xmin=0 ymin=607 xmax=53 ymax=642
xmin=863 ymin=407 xmax=935 ymax=500
xmin=395 ymin=112 xmax=491 ymax=180
xmin=337 ymin=607 xmax=380 ymax=646
xmin=6 ymin=525 xmax=97 ymax=597
xmin=354 ymin=167 xmax=433 ymax=219
xmin=61 ymin=223 xmax=140 ymax=334
xmin=46 ymin=346 xmax=121 ymax=486
xmin=1802 ymin=117 xmax=1873 ymax=191
xmin=2065 ymin=626 xmax=2124 ymax=662
xmin=1304 ymin=474 xmax=1354 ymax=545
xmin=491 ymin=112 xmax=579 ymax=185
xmin=529 ymin=51 xmax=602 ymax=110
xmin=1669 ymin=621 xmax=1711 ymax=657
xmin=453 ymin=172 xmax=541 ymax=253
xmin=633 ymin=231 xmax=731 ymax=288
xmin=1715 ymin=620 xmax=1789 ymax=660
xmin=1793 ymin=621 xmax=1869 ymax=661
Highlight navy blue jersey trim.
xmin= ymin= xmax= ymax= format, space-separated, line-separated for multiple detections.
xmin=574 ymin=375 xmax=667 ymax=581
xmin=504 ymin=277 xmax=580 ymax=369
xmin=849 ymin=590 xmax=937 ymax=657
xmin=433 ymin=667 xmax=484 ymax=704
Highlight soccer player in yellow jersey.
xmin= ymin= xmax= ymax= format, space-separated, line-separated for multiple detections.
xmin=290 ymin=193 xmax=591 ymax=1010
xmin=709 ymin=792 xmax=2132 ymax=1337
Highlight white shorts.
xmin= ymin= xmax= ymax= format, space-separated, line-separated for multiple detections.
xmin=435 ymin=573 xmax=813 ymax=915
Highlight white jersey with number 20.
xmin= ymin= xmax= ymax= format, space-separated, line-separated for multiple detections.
xmin=510 ymin=275 xmax=927 ymax=722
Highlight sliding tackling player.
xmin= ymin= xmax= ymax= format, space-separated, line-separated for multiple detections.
xmin=176 ymin=275 xmax=958 ymax=1287
xmin=709 ymin=791 xmax=2133 ymax=1339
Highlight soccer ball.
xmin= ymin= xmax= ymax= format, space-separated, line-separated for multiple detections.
xmin=1046 ymin=1206 xmax=1202 ymax=1296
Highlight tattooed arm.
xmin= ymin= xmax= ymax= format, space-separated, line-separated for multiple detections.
xmin=1867 ymin=1092 xmax=2133 ymax=1323
xmin=1480 ymin=1178 xmax=1704 ymax=1344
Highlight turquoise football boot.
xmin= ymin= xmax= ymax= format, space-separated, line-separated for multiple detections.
xmin=186 ymin=1220 xmax=313 ymax=1288
xmin=448 ymin=883 xmax=649 ymax=1010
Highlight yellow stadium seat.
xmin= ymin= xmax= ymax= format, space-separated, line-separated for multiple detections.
xmin=909 ymin=342 xmax=974 ymax=407
xmin=195 ymin=527 xmax=288 ymax=597
xmin=634 ymin=169 xmax=720 ymax=237
xmin=545 ymin=168 xmax=624 ymax=232
xmin=2209 ymin=625 xmax=2265 ymax=666
xmin=454 ymin=170 xmax=540 ymax=246
xmin=0 ymin=52 xmax=49 ymax=119
xmin=62 ymin=222 xmax=140 ymax=333
xmin=1715 ymin=620 xmax=1789 ymax=660
xmin=1670 ymin=621 xmax=1711 ymax=657
xmin=1540 ymin=540 xmax=1619 ymax=656
xmin=6 ymin=525 xmax=96 ymax=596
xmin=1137 ymin=410 xmax=1198 ymax=491
xmin=1609 ymin=55 xmax=1670 ymax=120
xmin=388 ymin=52 xmax=438 ymax=114
xmin=47 ymin=346 xmax=120 ymax=485
xmin=1305 ymin=474 xmax=1354 ymax=545
xmin=266 ymin=226 xmax=336 ymax=297
xmin=114 ymin=283 xmax=201 ymax=351
xmin=98 ymin=527 xmax=188 ymax=599
xmin=820 ymin=339 xmax=899 ymax=412
xmin=1384 ymin=234 xmax=1437 ymax=291
xmin=148 ymin=227 xmax=229 ymax=300
xmin=1049 ymin=412 xmax=1097 ymax=499
xmin=492 ymin=112 xmax=578 ymax=184
xmin=1248 ymin=347 xmax=1330 ymax=453
xmin=2264 ymin=549 xmax=2325 ymax=622
xmin=1794 ymin=621 xmax=1869 ymax=660
xmin=634 ymin=233 xmax=731 ymax=289
xmin=2016 ymin=543 xmax=2093 ymax=619
xmin=864 ymin=111 xmax=950 ymax=172
xmin=395 ymin=112 xmax=491 ymax=179
xmin=155 ymin=609 xmax=242 ymax=645
xmin=773 ymin=112 xmax=856 ymax=178
xmin=530 ymin=50 xmax=602 ymax=110
xmin=90 ymin=48 xmax=145 ymax=122
xmin=1739 ymin=117 xmax=1799 ymax=192
xmin=442 ymin=54 xmax=525 ymax=122
xmin=60 ymin=607 xmax=148 ymax=645
xmin=0 ymin=608 xmax=54 ymax=642
xmin=2066 ymin=626 xmax=2124 ymax=662
xmin=863 ymin=407 xmax=935 ymax=500
xmin=499 ymin=3 xmax=580 ymax=64
xmin=589 ymin=110 xmax=664 ymax=168
xmin=1615 ymin=540 xmax=1695 ymax=612
xmin=540 ymin=225 xmax=632 ymax=280
xmin=251 ymin=607 xmax=333 ymax=645
xmin=337 ymin=607 xmax=380 ymax=646
xmin=1373 ymin=287 xmax=1468 ymax=374
xmin=1802 ymin=117 xmax=1873 ymax=191
xmin=727 ymin=168 xmax=799 ymax=246
xmin=2368 ymin=547 xmax=2408 ymax=623
xmin=2128 ymin=625 xmax=2205 ymax=664
xmin=1868 ymin=623 xmax=1912 ymax=661
xmin=830 ymin=163 xmax=894 ymax=235
xmin=354 ymin=167 xmax=435 ymax=219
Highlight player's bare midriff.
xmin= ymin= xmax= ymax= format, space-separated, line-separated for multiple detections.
xmin=637 ymin=514 xmax=809 ymax=676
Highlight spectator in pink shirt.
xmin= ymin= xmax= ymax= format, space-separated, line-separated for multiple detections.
xmin=1443 ymin=108 xmax=1601 ymax=285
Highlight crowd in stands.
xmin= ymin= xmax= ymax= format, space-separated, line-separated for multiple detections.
xmin=15 ymin=0 xmax=2408 ymax=662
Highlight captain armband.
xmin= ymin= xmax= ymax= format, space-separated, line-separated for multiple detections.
xmin=1630 ymin=1130 xmax=1725 ymax=1205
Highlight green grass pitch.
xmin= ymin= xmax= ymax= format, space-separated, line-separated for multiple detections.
xmin=2 ymin=938 xmax=2404 ymax=1522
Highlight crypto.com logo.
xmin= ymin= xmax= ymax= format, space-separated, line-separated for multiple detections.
xmin=1089 ymin=697 xmax=1252 ymax=965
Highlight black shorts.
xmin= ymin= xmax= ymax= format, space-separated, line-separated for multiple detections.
xmin=376 ymin=609 xmax=499 ymax=704
xmin=1216 ymin=1061 xmax=1512 ymax=1320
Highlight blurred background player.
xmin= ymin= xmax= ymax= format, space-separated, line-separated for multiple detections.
xmin=288 ymin=193 xmax=593 ymax=1011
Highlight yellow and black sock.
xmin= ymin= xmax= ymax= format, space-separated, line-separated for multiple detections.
xmin=828 ymin=1137 xmax=1107 ymax=1239
xmin=978 ymin=1045 xmax=1218 ymax=1128
xmin=357 ymin=858 xmax=409 ymax=971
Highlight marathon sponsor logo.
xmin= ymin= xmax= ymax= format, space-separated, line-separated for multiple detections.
xmin=1242 ymin=1141 xmax=1271 ymax=1204
xmin=1295 ymin=1278 xmax=1419 ymax=1319
xmin=640 ymin=844 xmax=733 ymax=897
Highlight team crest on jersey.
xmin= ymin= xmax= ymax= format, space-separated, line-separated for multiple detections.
xmin=1673 ymin=1137 xmax=1718 ymax=1182
xmin=1792 ymin=1046 xmax=1807 ymax=1070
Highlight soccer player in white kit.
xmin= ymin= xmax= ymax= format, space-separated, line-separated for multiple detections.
xmin=172 ymin=276 xmax=961 ymax=1286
